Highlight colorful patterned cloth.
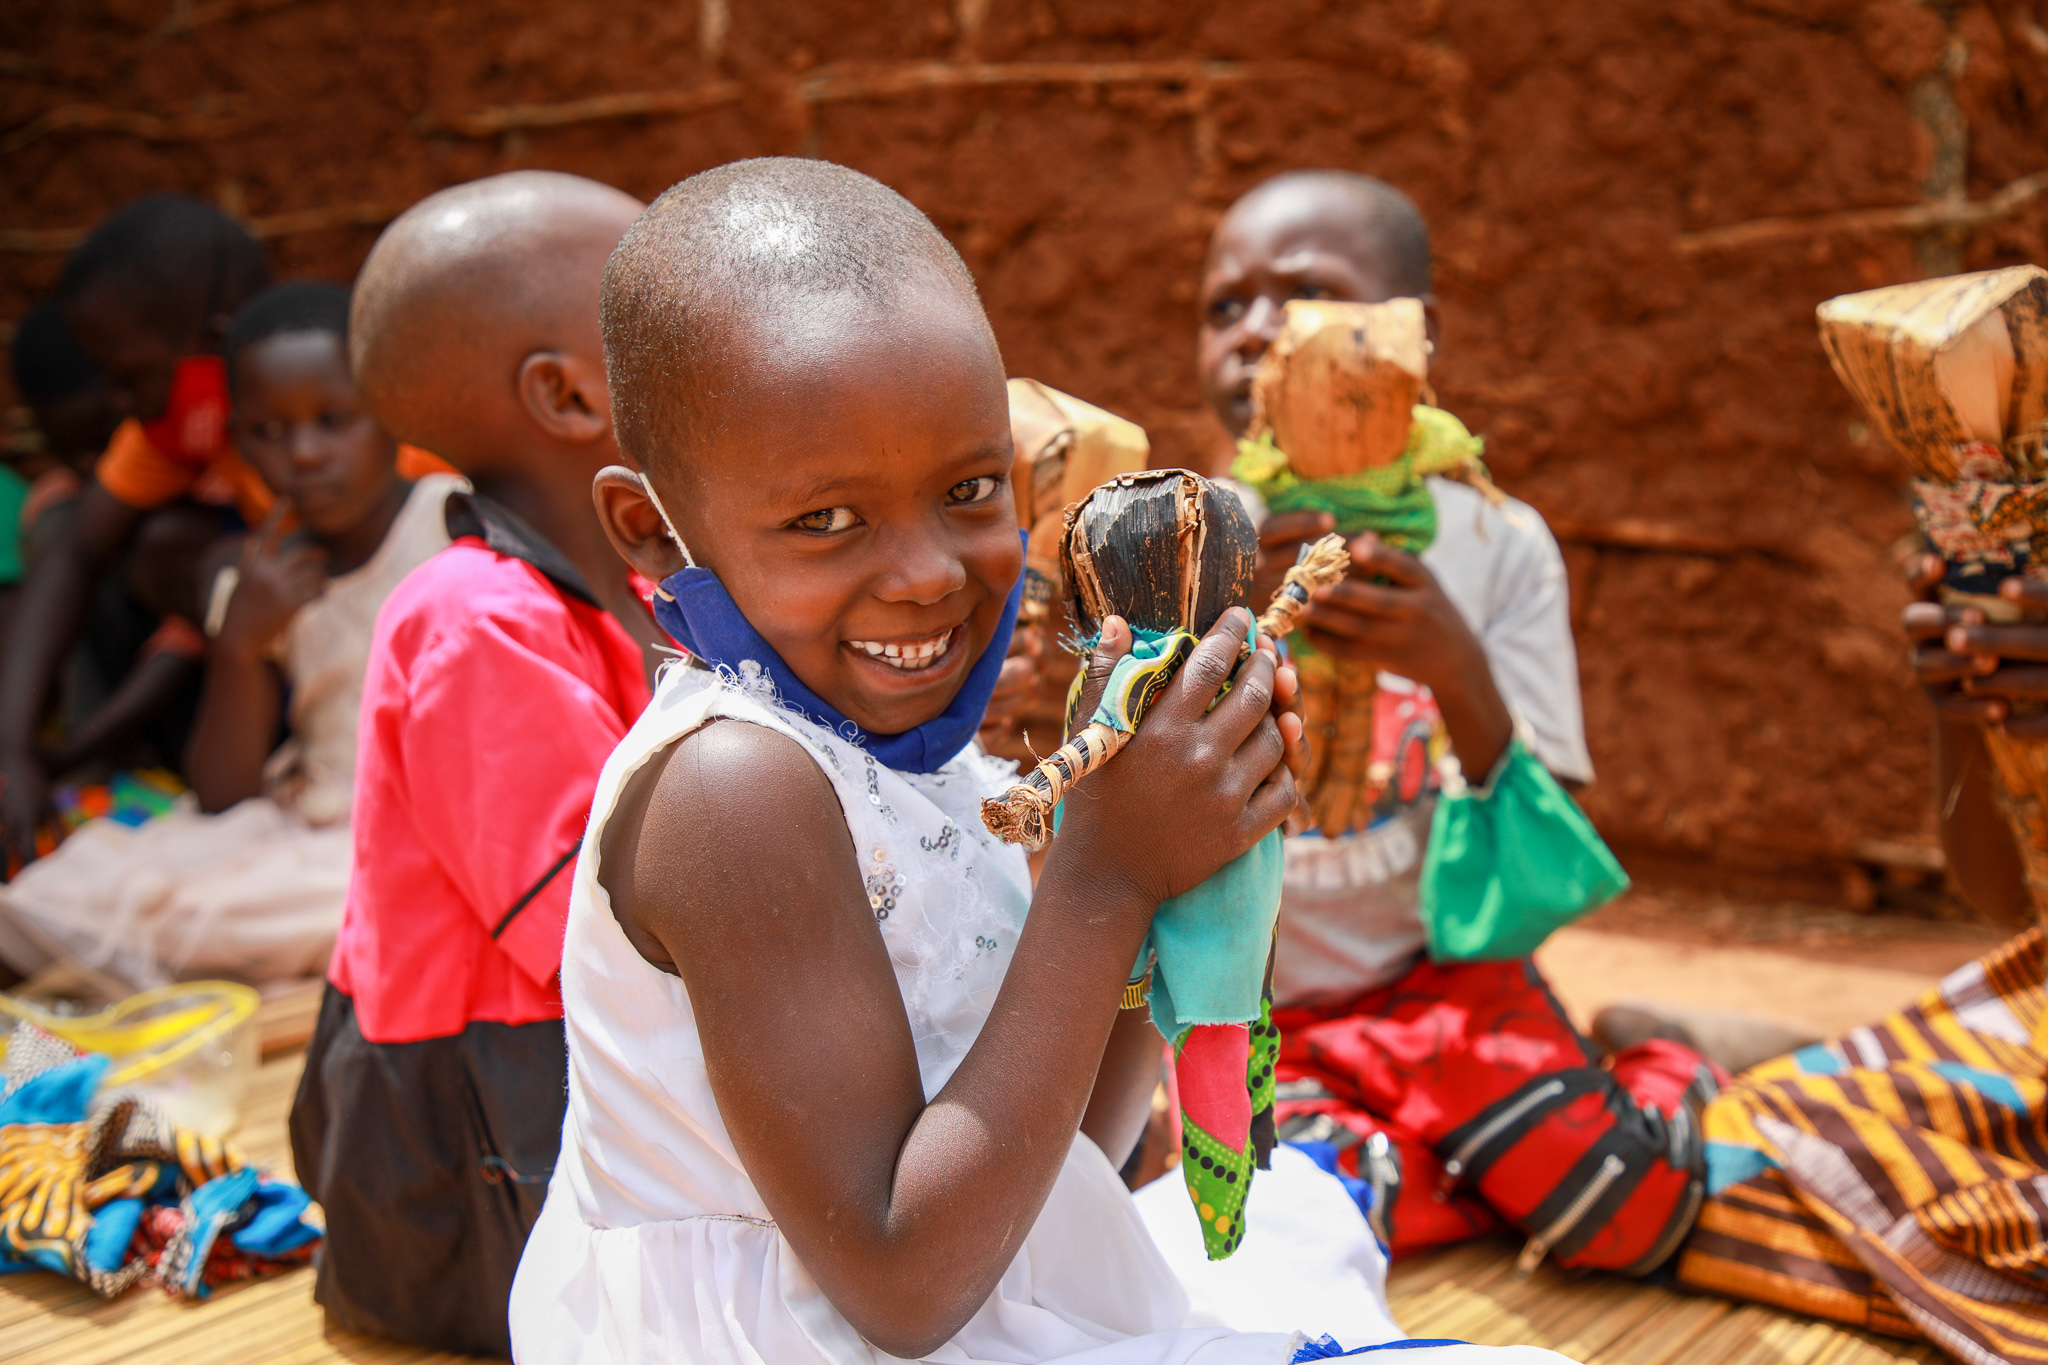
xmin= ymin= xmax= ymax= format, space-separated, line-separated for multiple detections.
xmin=52 ymin=769 xmax=186 ymax=835
xmin=1676 ymin=928 xmax=2048 ymax=1363
xmin=0 ymin=1021 xmax=320 ymax=1298
xmin=1914 ymin=441 xmax=2048 ymax=598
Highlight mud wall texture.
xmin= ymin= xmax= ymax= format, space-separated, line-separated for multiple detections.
xmin=5 ymin=0 xmax=2047 ymax=896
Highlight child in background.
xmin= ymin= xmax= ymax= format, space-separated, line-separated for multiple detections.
xmin=510 ymin=157 xmax=1573 ymax=1365
xmin=1637 ymin=565 xmax=2048 ymax=1357
xmin=1199 ymin=171 xmax=1714 ymax=1271
xmin=0 ymin=196 xmax=272 ymax=868
xmin=9 ymin=299 xmax=119 ymax=574
xmin=0 ymin=281 xmax=457 ymax=990
xmin=4 ymin=298 xmax=117 ymax=664
xmin=287 ymin=172 xmax=660 ymax=1359
xmin=3 ymin=298 xmax=211 ymax=812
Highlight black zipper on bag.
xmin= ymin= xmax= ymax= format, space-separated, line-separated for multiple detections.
xmin=1517 ymin=1131 xmax=1653 ymax=1270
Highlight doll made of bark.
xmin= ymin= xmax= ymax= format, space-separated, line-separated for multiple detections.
xmin=989 ymin=381 xmax=1157 ymax=764
xmin=1231 ymin=298 xmax=1503 ymax=837
xmin=980 ymin=469 xmax=1344 ymax=1260
xmin=1818 ymin=266 xmax=2048 ymax=913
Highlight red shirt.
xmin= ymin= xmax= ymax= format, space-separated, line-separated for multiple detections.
xmin=329 ymin=528 xmax=651 ymax=1044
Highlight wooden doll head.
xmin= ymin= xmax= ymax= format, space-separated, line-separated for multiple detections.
xmin=1006 ymin=378 xmax=1152 ymax=527
xmin=1817 ymin=265 xmax=2048 ymax=482
xmin=1249 ymin=298 xmax=1431 ymax=479
xmin=1008 ymin=379 xmax=1153 ymax=626
xmin=1060 ymin=469 xmax=1259 ymax=641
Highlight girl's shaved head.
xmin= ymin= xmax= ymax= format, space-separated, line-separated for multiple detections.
xmin=601 ymin=158 xmax=986 ymax=477
xmin=350 ymin=171 xmax=644 ymax=457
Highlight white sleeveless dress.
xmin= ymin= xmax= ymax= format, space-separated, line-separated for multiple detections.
xmin=510 ymin=663 xmax=1578 ymax=1365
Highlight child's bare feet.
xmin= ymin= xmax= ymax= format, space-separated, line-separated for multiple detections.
xmin=1592 ymin=1000 xmax=1821 ymax=1077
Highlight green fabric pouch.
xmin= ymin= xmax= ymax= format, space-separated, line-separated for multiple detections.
xmin=1419 ymin=739 xmax=1629 ymax=961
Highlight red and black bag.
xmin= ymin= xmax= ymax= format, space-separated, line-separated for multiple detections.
xmin=1273 ymin=957 xmax=1723 ymax=1273
xmin=1434 ymin=1038 xmax=1716 ymax=1273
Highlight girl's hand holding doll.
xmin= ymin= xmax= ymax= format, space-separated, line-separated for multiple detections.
xmin=1052 ymin=607 xmax=1303 ymax=908
xmin=603 ymin=603 xmax=1294 ymax=1358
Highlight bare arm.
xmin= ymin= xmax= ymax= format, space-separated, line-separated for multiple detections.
xmin=185 ymin=505 xmax=325 ymax=814
xmin=603 ymin=610 xmax=1294 ymax=1358
xmin=1 ymin=484 xmax=140 ymax=861
xmin=41 ymin=649 xmax=202 ymax=780
xmin=1079 ymin=1007 xmax=1166 ymax=1170
xmin=1930 ymin=714 xmax=2030 ymax=925
xmin=1902 ymin=560 xmax=2034 ymax=925
xmin=185 ymin=648 xmax=285 ymax=813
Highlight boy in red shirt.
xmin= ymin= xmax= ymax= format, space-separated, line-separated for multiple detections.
xmin=287 ymin=171 xmax=661 ymax=1357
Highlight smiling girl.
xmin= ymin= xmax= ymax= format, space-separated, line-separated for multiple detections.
xmin=0 ymin=282 xmax=459 ymax=990
xmin=507 ymin=159 xmax=1579 ymax=1365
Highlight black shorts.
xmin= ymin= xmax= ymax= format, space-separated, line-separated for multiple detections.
xmin=288 ymin=985 xmax=567 ymax=1357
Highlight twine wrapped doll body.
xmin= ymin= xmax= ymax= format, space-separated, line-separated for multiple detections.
xmin=978 ymin=469 xmax=1341 ymax=1260
xmin=1818 ymin=266 xmax=2048 ymax=912
xmin=1232 ymin=298 xmax=1500 ymax=836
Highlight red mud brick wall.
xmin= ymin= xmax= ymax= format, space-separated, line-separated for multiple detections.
xmin=4 ymin=0 xmax=2047 ymax=896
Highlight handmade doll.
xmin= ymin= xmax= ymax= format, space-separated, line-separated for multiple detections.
xmin=1231 ymin=298 xmax=1499 ymax=835
xmin=1006 ymin=379 xmax=1153 ymax=631
xmin=982 ymin=469 xmax=1345 ymax=1258
xmin=1819 ymin=265 xmax=2048 ymax=907
xmin=990 ymin=381 xmax=1156 ymax=762
xmin=1234 ymin=299 xmax=1626 ymax=959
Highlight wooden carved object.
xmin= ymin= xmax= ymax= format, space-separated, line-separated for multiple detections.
xmin=1250 ymin=298 xmax=1432 ymax=837
xmin=1249 ymin=297 xmax=1430 ymax=478
xmin=1818 ymin=266 xmax=2048 ymax=921
xmin=1007 ymin=378 xmax=1152 ymax=629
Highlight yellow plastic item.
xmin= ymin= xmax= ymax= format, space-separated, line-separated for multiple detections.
xmin=0 ymin=982 xmax=259 ymax=1136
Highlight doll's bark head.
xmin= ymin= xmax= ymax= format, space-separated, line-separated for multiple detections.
xmin=1200 ymin=171 xmax=1435 ymax=439
xmin=596 ymin=158 xmax=1022 ymax=736
xmin=1062 ymin=470 xmax=1258 ymax=641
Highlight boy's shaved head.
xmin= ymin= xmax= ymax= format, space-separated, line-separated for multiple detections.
xmin=602 ymin=157 xmax=985 ymax=475
xmin=350 ymin=170 xmax=643 ymax=457
xmin=1214 ymin=170 xmax=1431 ymax=297
xmin=1199 ymin=169 xmax=1436 ymax=439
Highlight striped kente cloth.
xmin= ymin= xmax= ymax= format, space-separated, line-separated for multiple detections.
xmin=1674 ymin=927 xmax=2048 ymax=1363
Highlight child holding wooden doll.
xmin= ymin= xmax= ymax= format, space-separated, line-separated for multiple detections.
xmin=1659 ymin=268 xmax=2048 ymax=1360
xmin=508 ymin=157 xmax=1578 ymax=1365
xmin=1196 ymin=170 xmax=1716 ymax=1273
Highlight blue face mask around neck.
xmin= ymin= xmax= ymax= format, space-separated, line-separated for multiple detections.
xmin=648 ymin=529 xmax=1027 ymax=775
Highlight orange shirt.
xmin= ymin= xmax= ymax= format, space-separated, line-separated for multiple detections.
xmin=96 ymin=416 xmax=274 ymax=524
